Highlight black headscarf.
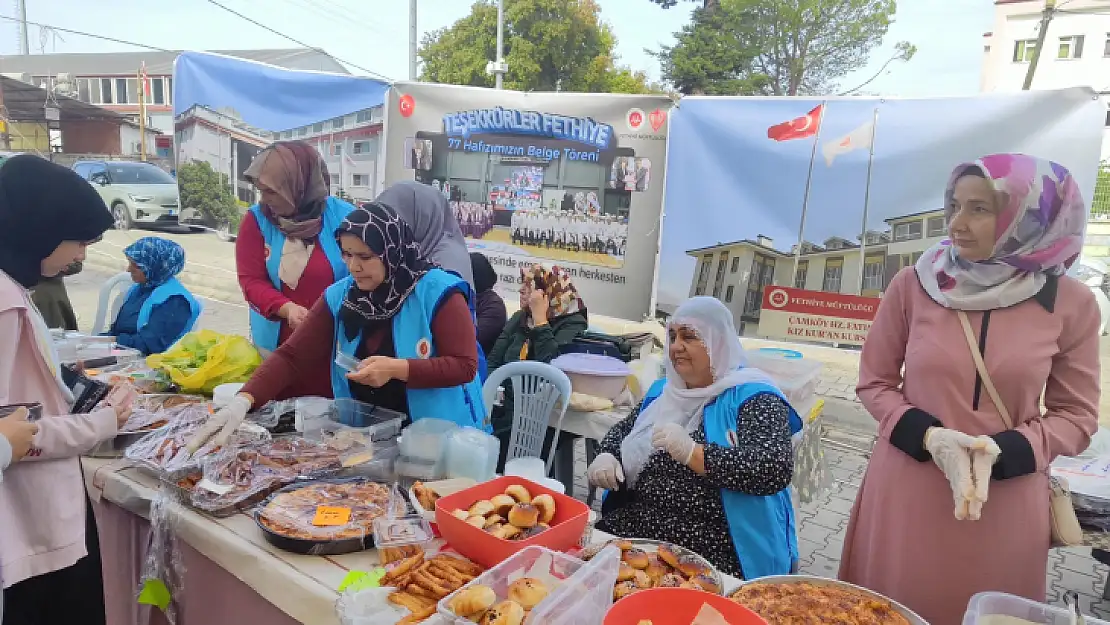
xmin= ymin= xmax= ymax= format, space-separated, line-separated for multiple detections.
xmin=470 ymin=252 xmax=498 ymax=294
xmin=0 ymin=155 xmax=113 ymax=288
xmin=336 ymin=203 xmax=434 ymax=336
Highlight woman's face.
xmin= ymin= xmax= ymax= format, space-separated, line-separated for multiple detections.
xmin=256 ymin=180 xmax=295 ymax=218
xmin=127 ymin=260 xmax=147 ymax=284
xmin=668 ymin=324 xmax=713 ymax=388
xmin=948 ymin=174 xmax=999 ymax=262
xmin=339 ymin=234 xmax=386 ymax=292
xmin=41 ymin=240 xmax=90 ymax=278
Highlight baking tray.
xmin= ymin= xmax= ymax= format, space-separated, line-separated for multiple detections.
xmin=585 ymin=537 xmax=724 ymax=595
xmin=253 ymin=477 xmax=394 ymax=556
xmin=731 ymin=574 xmax=928 ymax=624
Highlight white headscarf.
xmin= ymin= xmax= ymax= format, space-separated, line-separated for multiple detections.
xmin=620 ymin=297 xmax=777 ymax=488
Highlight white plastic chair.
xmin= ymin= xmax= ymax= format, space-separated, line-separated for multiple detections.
xmin=91 ymin=272 xmax=134 ymax=335
xmin=482 ymin=361 xmax=572 ymax=475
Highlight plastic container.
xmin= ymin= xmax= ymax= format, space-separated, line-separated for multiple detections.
xmin=408 ymin=477 xmax=478 ymax=523
xmin=340 ymin=445 xmax=399 ymax=482
xmin=444 ymin=427 xmax=499 ymax=482
xmin=604 ymin=587 xmax=768 ymax=625
xmin=335 ymin=352 xmax=361 ymax=373
xmin=963 ymin=592 xmax=1110 ymax=624
xmin=333 ymin=399 xmax=405 ymax=436
xmin=434 ymin=476 xmax=591 ymax=569
xmin=552 ymin=353 xmax=630 ymax=401
xmin=213 ymin=383 xmax=245 ymax=408
xmin=505 ymin=456 xmax=546 ymax=481
xmin=372 ymin=514 xmax=434 ymax=551
xmin=397 ymin=418 xmax=459 ymax=481
xmin=744 ymin=349 xmax=823 ymax=407
xmin=437 ymin=545 xmax=621 ymax=624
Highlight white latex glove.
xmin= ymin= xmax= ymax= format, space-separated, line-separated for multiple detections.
xmin=587 ymin=452 xmax=624 ymax=491
xmin=652 ymin=423 xmax=696 ymax=465
xmin=924 ymin=427 xmax=979 ymax=520
xmin=185 ymin=394 xmax=252 ymax=455
xmin=967 ymin=435 xmax=1002 ymax=521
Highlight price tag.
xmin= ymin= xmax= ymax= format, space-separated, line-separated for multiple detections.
xmin=312 ymin=505 xmax=352 ymax=526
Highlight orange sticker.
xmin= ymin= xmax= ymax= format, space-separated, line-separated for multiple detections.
xmin=312 ymin=506 xmax=352 ymax=527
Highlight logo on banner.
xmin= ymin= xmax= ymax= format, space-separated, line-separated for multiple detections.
xmin=649 ymin=109 xmax=667 ymax=132
xmin=442 ymin=107 xmax=614 ymax=150
xmin=399 ymin=94 xmax=415 ymax=118
xmin=767 ymin=288 xmax=789 ymax=308
xmin=626 ymin=108 xmax=645 ymax=131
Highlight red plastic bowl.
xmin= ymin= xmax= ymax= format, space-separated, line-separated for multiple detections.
xmin=604 ymin=588 xmax=768 ymax=625
xmin=434 ymin=476 xmax=589 ymax=569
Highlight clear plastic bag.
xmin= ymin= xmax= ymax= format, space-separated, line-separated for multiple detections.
xmin=137 ymin=493 xmax=186 ymax=624
xmin=256 ymin=479 xmax=399 ymax=544
xmin=123 ymin=405 xmax=270 ymax=475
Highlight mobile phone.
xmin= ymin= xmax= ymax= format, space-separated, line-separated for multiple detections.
xmin=0 ymin=403 xmax=42 ymax=422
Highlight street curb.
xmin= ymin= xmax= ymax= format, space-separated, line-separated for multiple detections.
xmin=83 ymin=254 xmax=246 ymax=305
xmin=817 ymin=396 xmax=878 ymax=435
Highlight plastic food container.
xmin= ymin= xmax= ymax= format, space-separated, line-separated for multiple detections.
xmin=408 ymin=477 xmax=477 ymax=523
xmin=372 ymin=514 xmax=433 ymax=551
xmin=963 ymin=592 xmax=1110 ymax=624
xmin=333 ymin=399 xmax=405 ymax=436
xmin=744 ymin=349 xmax=823 ymax=408
xmin=504 ymin=456 xmax=546 ymax=481
xmin=437 ymin=545 xmax=621 ymax=624
xmin=397 ymin=418 xmax=459 ymax=481
xmin=434 ymin=476 xmax=591 ymax=569
xmin=444 ymin=427 xmax=499 ymax=482
xmin=604 ymin=587 xmax=768 ymax=625
xmin=254 ymin=478 xmax=399 ymax=556
xmin=552 ymin=353 xmax=630 ymax=401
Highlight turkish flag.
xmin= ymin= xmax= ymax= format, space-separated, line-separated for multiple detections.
xmin=767 ymin=104 xmax=824 ymax=141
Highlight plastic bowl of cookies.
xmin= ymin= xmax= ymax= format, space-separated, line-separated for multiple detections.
xmin=434 ymin=476 xmax=590 ymax=569
xmin=603 ymin=587 xmax=768 ymax=625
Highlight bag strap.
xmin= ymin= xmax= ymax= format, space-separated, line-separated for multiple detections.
xmin=957 ymin=310 xmax=1013 ymax=430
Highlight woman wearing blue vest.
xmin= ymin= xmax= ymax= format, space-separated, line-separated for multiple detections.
xmin=104 ymin=237 xmax=201 ymax=355
xmin=586 ymin=297 xmax=801 ymax=579
xmin=189 ymin=203 xmax=487 ymax=450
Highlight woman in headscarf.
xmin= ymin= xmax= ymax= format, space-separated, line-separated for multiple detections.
xmin=375 ymin=181 xmax=474 ymax=287
xmin=839 ymin=154 xmax=1100 ymax=624
xmin=470 ymin=252 xmax=507 ymax=354
xmin=188 ymin=203 xmax=486 ymax=452
xmin=0 ymin=155 xmax=131 ymax=625
xmin=30 ymin=261 xmax=83 ymax=331
xmin=586 ymin=297 xmax=800 ymax=579
xmin=104 ymin=237 xmax=202 ymax=355
xmin=236 ymin=140 xmax=355 ymax=398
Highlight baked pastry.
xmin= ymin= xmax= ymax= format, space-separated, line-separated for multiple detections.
xmin=729 ymin=581 xmax=912 ymax=625
xmin=469 ymin=500 xmax=496 ymax=517
xmin=453 ymin=509 xmax=470 ymax=521
xmin=483 ymin=514 xmax=504 ymax=528
xmin=617 ymin=562 xmax=636 ymax=581
xmin=658 ymin=573 xmax=685 ymax=587
xmin=623 ymin=548 xmax=649 ymax=569
xmin=689 ymin=573 xmax=722 ymax=594
xmin=656 ymin=543 xmax=681 ymax=569
xmin=484 ymin=523 xmax=503 ymax=534
xmin=632 ymin=570 xmax=653 ymax=589
xmin=613 ymin=539 xmax=634 ymax=551
xmin=508 ymin=503 xmax=539 ymax=529
xmin=492 ymin=524 xmax=522 ymax=540
xmin=519 ymin=525 xmax=546 ymax=539
xmin=479 ymin=600 xmax=525 ymax=625
xmin=644 ymin=560 xmax=669 ymax=584
xmin=450 ymin=584 xmax=497 ymax=617
xmin=504 ymin=485 xmax=532 ymax=504
xmin=466 ymin=515 xmax=487 ymax=529
xmin=490 ymin=494 xmax=516 ymax=516
xmin=531 ymin=494 xmax=556 ymax=523
xmin=676 ymin=555 xmax=712 ymax=578
xmin=613 ymin=581 xmax=638 ymax=600
xmin=637 ymin=621 xmax=654 ymax=625
xmin=507 ymin=578 xmax=550 ymax=610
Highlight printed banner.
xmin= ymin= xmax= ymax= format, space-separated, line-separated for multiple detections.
xmin=381 ymin=82 xmax=673 ymax=321
xmin=659 ymin=88 xmax=1105 ymax=343
xmin=758 ymin=286 xmax=879 ymax=346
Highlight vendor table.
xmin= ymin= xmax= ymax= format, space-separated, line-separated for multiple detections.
xmin=82 ymin=458 xmax=742 ymax=625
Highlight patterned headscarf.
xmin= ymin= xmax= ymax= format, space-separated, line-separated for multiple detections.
xmin=244 ymin=140 xmax=331 ymax=240
xmin=519 ymin=263 xmax=583 ymax=323
xmin=124 ymin=237 xmax=186 ymax=288
xmin=336 ymin=203 xmax=433 ymax=325
xmin=916 ymin=154 xmax=1086 ymax=311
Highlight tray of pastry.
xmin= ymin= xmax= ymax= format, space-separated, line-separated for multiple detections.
xmin=122 ymin=407 xmax=270 ymax=476
xmin=254 ymin=477 xmax=402 ymax=555
xmin=728 ymin=575 xmax=927 ymax=625
xmin=579 ymin=538 xmax=724 ymax=600
xmin=89 ymin=401 xmax=209 ymax=459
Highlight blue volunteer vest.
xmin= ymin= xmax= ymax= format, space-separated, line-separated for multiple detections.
xmin=129 ymin=277 xmax=203 ymax=346
xmin=248 ymin=197 xmax=355 ymax=352
xmin=323 ymin=269 xmax=488 ymax=430
xmin=641 ymin=377 xmax=802 ymax=579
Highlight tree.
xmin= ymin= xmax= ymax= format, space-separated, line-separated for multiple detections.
xmin=177 ymin=160 xmax=239 ymax=229
xmin=654 ymin=0 xmax=912 ymax=97
xmin=1093 ymin=162 xmax=1110 ymax=217
xmin=420 ymin=0 xmax=658 ymax=94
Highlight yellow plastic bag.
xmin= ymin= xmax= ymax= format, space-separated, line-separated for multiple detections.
xmin=146 ymin=330 xmax=262 ymax=394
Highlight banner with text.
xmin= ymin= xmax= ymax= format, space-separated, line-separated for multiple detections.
xmin=381 ymin=82 xmax=673 ymax=321
xmin=758 ymin=286 xmax=879 ymax=346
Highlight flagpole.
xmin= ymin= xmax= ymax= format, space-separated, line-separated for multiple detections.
xmin=792 ymin=101 xmax=828 ymax=286
xmin=138 ymin=66 xmax=147 ymax=162
xmin=856 ymin=107 xmax=880 ymax=295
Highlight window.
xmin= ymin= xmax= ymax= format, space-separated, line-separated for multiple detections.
xmin=743 ymin=253 xmax=775 ymax=316
xmin=898 ymin=251 xmax=924 ymax=269
xmin=862 ymin=255 xmax=884 ymax=293
xmin=794 ymin=260 xmax=808 ymax=289
xmin=101 ymin=78 xmax=114 ymax=104
xmin=1013 ymin=39 xmax=1037 ymax=63
xmin=297 ymin=127 xmax=308 ymax=137
xmin=730 ymin=256 xmax=739 ymax=272
xmin=353 ymin=141 xmax=370 ymax=154
xmin=823 ymin=258 xmax=843 ymax=293
xmin=893 ymin=220 xmax=923 ymax=241
xmin=332 ymin=144 xmax=343 ymax=156
xmin=282 ymin=131 xmax=292 ymax=139
xmin=352 ymin=174 xmax=369 ymax=187
xmin=312 ymin=122 xmax=324 ymax=133
xmin=356 ymin=109 xmax=373 ymax=123
xmin=926 ymin=216 xmax=946 ymax=237
xmin=695 ymin=255 xmax=712 ymax=295
xmin=725 ymin=285 xmax=734 ymax=303
xmin=713 ymin=252 xmax=729 ymax=297
xmin=114 ymin=78 xmax=129 ymax=104
xmin=332 ymin=117 xmax=344 ymax=129
xmin=330 ymin=174 xmax=340 ymax=186
xmin=151 ymin=77 xmax=165 ymax=105
xmin=77 ymin=79 xmax=91 ymax=103
xmin=1058 ymin=35 xmax=1084 ymax=59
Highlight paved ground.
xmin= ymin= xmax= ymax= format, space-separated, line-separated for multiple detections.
xmin=70 ymin=228 xmax=1110 ymax=617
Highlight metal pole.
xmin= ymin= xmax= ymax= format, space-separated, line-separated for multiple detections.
xmin=16 ymin=0 xmax=28 ymax=55
xmin=408 ymin=0 xmax=418 ymax=80
xmin=138 ymin=68 xmax=147 ymax=162
xmin=856 ymin=107 xmax=879 ymax=295
xmin=791 ymin=103 xmax=827 ymax=285
xmin=495 ymin=0 xmax=504 ymax=89
xmin=1022 ymin=0 xmax=1056 ymax=90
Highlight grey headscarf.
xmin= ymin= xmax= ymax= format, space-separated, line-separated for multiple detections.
xmin=375 ymin=181 xmax=474 ymax=288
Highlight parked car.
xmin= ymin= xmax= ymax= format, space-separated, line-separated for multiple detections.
xmin=1072 ymin=257 xmax=1110 ymax=336
xmin=72 ymin=160 xmax=181 ymax=230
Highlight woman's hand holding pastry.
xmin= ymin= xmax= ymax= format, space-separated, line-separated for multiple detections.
xmin=587 ymin=452 xmax=624 ymax=490
xmin=651 ymin=423 xmax=696 ymax=465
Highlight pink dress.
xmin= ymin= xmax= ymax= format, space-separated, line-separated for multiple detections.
xmin=839 ymin=268 xmax=1101 ymax=625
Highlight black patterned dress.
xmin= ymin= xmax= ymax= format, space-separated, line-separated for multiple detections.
xmin=594 ymin=392 xmax=794 ymax=578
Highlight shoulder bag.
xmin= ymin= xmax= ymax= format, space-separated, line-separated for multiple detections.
xmin=957 ymin=310 xmax=1083 ymax=547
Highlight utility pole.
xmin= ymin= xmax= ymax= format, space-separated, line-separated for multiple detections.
xmin=1022 ymin=0 xmax=1057 ymax=90
xmin=494 ymin=0 xmax=505 ymax=89
xmin=16 ymin=0 xmax=28 ymax=55
xmin=408 ymin=0 xmax=417 ymax=81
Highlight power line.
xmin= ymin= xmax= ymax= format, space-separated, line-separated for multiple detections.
xmin=203 ymin=0 xmax=393 ymax=81
xmin=0 ymin=14 xmax=175 ymax=52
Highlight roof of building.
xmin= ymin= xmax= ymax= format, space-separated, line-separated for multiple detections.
xmin=0 ymin=49 xmax=349 ymax=77
xmin=883 ymin=207 xmax=945 ymax=224
xmin=0 ymin=75 xmax=124 ymax=121
xmin=686 ymin=239 xmax=790 ymax=257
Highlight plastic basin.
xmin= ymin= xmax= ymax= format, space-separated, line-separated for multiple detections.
xmin=604 ymin=587 xmax=768 ymax=625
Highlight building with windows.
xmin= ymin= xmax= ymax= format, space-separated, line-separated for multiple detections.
xmin=685 ymin=209 xmax=945 ymax=327
xmin=981 ymin=0 xmax=1110 ymax=160
xmin=275 ymin=107 xmax=384 ymax=201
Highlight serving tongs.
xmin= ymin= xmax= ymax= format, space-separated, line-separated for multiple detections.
xmin=1064 ymin=590 xmax=1087 ymax=625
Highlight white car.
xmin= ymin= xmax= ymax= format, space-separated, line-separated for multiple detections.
xmin=1073 ymin=258 xmax=1110 ymax=336
xmin=73 ymin=160 xmax=181 ymax=230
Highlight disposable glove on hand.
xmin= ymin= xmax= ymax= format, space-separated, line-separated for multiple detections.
xmin=185 ymin=394 xmax=252 ymax=454
xmin=967 ymin=435 xmax=1001 ymax=521
xmin=652 ymin=423 xmax=697 ymax=465
xmin=587 ymin=452 xmax=624 ymax=491
xmin=924 ymin=427 xmax=979 ymax=520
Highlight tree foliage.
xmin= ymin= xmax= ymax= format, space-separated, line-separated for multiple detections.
xmin=1093 ymin=162 xmax=1110 ymax=216
xmin=419 ymin=0 xmax=659 ymax=94
xmin=654 ymin=0 xmax=909 ymax=96
xmin=177 ymin=160 xmax=239 ymax=228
